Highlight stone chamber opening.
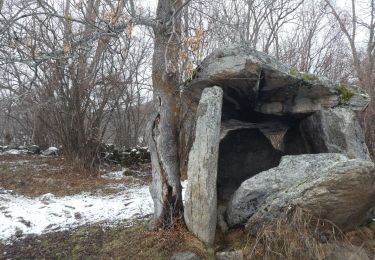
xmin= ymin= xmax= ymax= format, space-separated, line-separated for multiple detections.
xmin=217 ymin=86 xmax=309 ymax=202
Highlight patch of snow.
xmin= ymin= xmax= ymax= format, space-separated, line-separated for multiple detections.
xmin=0 ymin=180 xmax=189 ymax=242
xmin=101 ymin=170 xmax=125 ymax=180
xmin=3 ymin=149 xmax=27 ymax=155
xmin=0 ymin=185 xmax=153 ymax=242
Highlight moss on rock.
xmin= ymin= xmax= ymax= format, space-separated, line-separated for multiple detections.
xmin=337 ymin=83 xmax=355 ymax=104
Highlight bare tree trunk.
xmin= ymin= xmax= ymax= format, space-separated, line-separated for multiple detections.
xmin=148 ymin=0 xmax=183 ymax=228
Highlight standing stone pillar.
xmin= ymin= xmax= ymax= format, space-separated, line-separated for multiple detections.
xmin=184 ymin=86 xmax=223 ymax=244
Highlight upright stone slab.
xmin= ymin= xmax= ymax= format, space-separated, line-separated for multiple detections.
xmin=184 ymin=86 xmax=223 ymax=244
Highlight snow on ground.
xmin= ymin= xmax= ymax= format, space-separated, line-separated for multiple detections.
xmin=101 ymin=170 xmax=126 ymax=180
xmin=0 ymin=172 xmax=188 ymax=242
xmin=1 ymin=149 xmax=28 ymax=156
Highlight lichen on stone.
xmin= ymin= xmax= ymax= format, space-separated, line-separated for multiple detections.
xmin=288 ymin=67 xmax=317 ymax=81
xmin=337 ymin=83 xmax=355 ymax=104
xmin=288 ymin=66 xmax=300 ymax=77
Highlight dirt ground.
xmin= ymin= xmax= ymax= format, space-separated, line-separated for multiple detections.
xmin=0 ymin=155 xmax=151 ymax=197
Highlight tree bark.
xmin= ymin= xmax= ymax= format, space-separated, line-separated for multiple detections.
xmin=148 ymin=0 xmax=183 ymax=228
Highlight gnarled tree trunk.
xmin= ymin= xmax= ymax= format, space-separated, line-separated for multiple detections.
xmin=148 ymin=0 xmax=183 ymax=228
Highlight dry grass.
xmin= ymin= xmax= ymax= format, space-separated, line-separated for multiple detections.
xmin=1 ymin=219 xmax=213 ymax=260
xmin=246 ymin=207 xmax=375 ymax=260
xmin=0 ymin=155 xmax=148 ymax=197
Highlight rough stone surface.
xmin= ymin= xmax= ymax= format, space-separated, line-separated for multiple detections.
xmin=184 ymin=86 xmax=223 ymax=245
xmin=218 ymin=129 xmax=282 ymax=194
xmin=170 ymin=252 xmax=201 ymax=260
xmin=237 ymin=155 xmax=375 ymax=232
xmin=42 ymin=147 xmax=59 ymax=156
xmin=215 ymin=250 xmax=244 ymax=260
xmin=217 ymin=205 xmax=229 ymax=233
xmin=367 ymin=207 xmax=375 ymax=220
xmin=188 ymin=45 xmax=370 ymax=116
xmin=28 ymin=145 xmax=41 ymax=154
xmin=227 ymin=154 xmax=348 ymax=227
xmin=291 ymin=108 xmax=370 ymax=160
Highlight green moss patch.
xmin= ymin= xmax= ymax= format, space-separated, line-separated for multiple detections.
xmin=337 ymin=83 xmax=355 ymax=104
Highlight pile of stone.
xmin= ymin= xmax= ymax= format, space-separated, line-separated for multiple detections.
xmin=0 ymin=143 xmax=151 ymax=165
xmin=182 ymin=45 xmax=375 ymax=245
xmin=0 ymin=145 xmax=41 ymax=155
xmin=101 ymin=145 xmax=150 ymax=165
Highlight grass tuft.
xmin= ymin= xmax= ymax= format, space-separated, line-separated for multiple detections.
xmin=247 ymin=206 xmax=374 ymax=260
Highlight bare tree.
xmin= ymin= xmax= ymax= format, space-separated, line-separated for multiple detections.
xmin=0 ymin=0 xmax=190 ymax=227
xmin=0 ymin=0 xmax=153 ymax=167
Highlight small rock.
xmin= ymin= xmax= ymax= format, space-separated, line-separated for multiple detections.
xmin=15 ymin=228 xmax=23 ymax=238
xmin=74 ymin=212 xmax=82 ymax=219
xmin=42 ymin=147 xmax=59 ymax=156
xmin=215 ymin=250 xmax=244 ymax=260
xmin=18 ymin=217 xmax=31 ymax=227
xmin=63 ymin=210 xmax=72 ymax=218
xmin=170 ymin=251 xmax=200 ymax=260
xmin=40 ymin=193 xmax=55 ymax=203
xmin=28 ymin=145 xmax=41 ymax=154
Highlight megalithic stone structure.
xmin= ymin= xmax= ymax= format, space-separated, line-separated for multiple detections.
xmin=184 ymin=86 xmax=223 ymax=244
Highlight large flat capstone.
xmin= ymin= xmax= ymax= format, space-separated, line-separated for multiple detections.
xmin=184 ymin=86 xmax=223 ymax=244
xmin=188 ymin=45 xmax=370 ymax=116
